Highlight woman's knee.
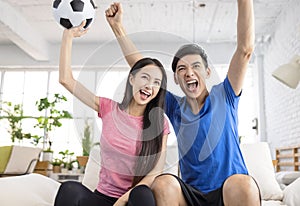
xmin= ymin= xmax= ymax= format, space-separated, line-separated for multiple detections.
xmin=128 ymin=185 xmax=155 ymax=206
xmin=55 ymin=181 xmax=91 ymax=206
xmin=58 ymin=181 xmax=82 ymax=193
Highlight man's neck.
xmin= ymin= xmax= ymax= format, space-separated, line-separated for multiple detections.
xmin=186 ymin=89 xmax=209 ymax=114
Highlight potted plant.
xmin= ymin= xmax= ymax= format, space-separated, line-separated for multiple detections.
xmin=51 ymin=158 xmax=62 ymax=173
xmin=76 ymin=119 xmax=99 ymax=170
xmin=59 ymin=149 xmax=77 ymax=173
xmin=35 ymin=93 xmax=72 ymax=161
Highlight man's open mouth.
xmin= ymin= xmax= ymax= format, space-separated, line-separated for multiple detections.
xmin=187 ymin=80 xmax=198 ymax=91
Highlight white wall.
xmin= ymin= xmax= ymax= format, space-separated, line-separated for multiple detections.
xmin=0 ymin=41 xmax=236 ymax=69
xmin=258 ymin=0 xmax=300 ymax=156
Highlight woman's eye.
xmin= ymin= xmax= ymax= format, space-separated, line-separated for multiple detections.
xmin=154 ymin=81 xmax=161 ymax=86
xmin=141 ymin=75 xmax=148 ymax=80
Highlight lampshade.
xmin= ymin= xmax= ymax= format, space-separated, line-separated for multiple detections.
xmin=272 ymin=55 xmax=300 ymax=89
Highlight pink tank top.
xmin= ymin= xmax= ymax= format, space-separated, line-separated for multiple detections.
xmin=97 ymin=97 xmax=169 ymax=198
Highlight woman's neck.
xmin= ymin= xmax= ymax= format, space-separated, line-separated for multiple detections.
xmin=126 ymin=101 xmax=145 ymax=117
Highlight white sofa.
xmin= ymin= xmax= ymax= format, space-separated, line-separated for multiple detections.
xmin=0 ymin=142 xmax=299 ymax=206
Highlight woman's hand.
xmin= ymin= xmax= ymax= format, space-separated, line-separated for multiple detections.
xmin=105 ymin=2 xmax=123 ymax=28
xmin=113 ymin=196 xmax=127 ymax=206
xmin=113 ymin=191 xmax=129 ymax=206
xmin=63 ymin=20 xmax=89 ymax=39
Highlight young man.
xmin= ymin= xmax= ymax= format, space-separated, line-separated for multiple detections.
xmin=105 ymin=1 xmax=260 ymax=205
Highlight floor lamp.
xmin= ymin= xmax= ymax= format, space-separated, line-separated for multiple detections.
xmin=272 ymin=55 xmax=300 ymax=89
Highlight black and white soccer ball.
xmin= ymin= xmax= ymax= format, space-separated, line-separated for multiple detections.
xmin=52 ymin=0 xmax=96 ymax=29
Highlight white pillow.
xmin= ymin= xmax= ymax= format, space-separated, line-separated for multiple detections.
xmin=240 ymin=143 xmax=283 ymax=200
xmin=283 ymin=177 xmax=300 ymax=206
xmin=4 ymin=146 xmax=42 ymax=174
xmin=276 ymin=171 xmax=300 ymax=185
xmin=0 ymin=173 xmax=60 ymax=206
xmin=163 ymin=144 xmax=179 ymax=176
xmin=82 ymin=146 xmax=101 ymax=191
xmin=261 ymin=200 xmax=287 ymax=206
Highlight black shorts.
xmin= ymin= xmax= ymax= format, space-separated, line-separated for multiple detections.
xmin=163 ymin=174 xmax=262 ymax=206
xmin=167 ymin=174 xmax=224 ymax=206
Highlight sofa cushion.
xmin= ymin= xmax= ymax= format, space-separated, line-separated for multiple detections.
xmin=82 ymin=146 xmax=101 ymax=191
xmin=283 ymin=177 xmax=300 ymax=206
xmin=0 ymin=173 xmax=60 ymax=206
xmin=276 ymin=171 xmax=300 ymax=185
xmin=240 ymin=143 xmax=283 ymax=200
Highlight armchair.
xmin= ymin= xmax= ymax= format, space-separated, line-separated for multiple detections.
xmin=0 ymin=145 xmax=42 ymax=177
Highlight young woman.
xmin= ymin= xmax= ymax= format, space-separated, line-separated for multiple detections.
xmin=54 ymin=21 xmax=169 ymax=206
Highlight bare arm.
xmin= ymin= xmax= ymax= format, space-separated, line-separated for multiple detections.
xmin=227 ymin=0 xmax=255 ymax=95
xmin=105 ymin=2 xmax=143 ymax=68
xmin=59 ymin=22 xmax=99 ymax=112
xmin=113 ymin=134 xmax=168 ymax=206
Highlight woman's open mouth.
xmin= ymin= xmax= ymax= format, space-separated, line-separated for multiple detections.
xmin=140 ymin=89 xmax=151 ymax=100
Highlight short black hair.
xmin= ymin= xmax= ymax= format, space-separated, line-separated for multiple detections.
xmin=171 ymin=44 xmax=208 ymax=72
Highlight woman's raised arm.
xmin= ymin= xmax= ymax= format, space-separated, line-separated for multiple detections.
xmin=59 ymin=21 xmax=100 ymax=112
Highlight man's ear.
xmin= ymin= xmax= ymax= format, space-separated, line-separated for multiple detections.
xmin=173 ymin=73 xmax=179 ymax=84
xmin=206 ymin=67 xmax=211 ymax=79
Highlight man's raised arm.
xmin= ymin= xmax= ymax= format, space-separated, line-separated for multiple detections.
xmin=105 ymin=2 xmax=143 ymax=68
xmin=227 ymin=0 xmax=255 ymax=95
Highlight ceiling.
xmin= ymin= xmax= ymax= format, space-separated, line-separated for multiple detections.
xmin=0 ymin=0 xmax=292 ymax=61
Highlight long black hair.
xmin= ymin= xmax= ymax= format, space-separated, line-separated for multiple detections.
xmin=119 ymin=57 xmax=167 ymax=187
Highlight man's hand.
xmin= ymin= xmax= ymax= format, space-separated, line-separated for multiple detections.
xmin=105 ymin=2 xmax=123 ymax=28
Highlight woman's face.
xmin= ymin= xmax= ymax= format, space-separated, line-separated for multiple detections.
xmin=129 ymin=64 xmax=163 ymax=106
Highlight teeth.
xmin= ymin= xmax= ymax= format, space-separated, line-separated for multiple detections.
xmin=141 ymin=90 xmax=150 ymax=96
xmin=187 ymin=80 xmax=197 ymax=84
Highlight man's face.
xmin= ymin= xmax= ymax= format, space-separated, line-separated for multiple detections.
xmin=174 ymin=54 xmax=209 ymax=99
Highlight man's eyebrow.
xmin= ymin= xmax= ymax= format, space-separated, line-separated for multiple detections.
xmin=191 ymin=61 xmax=202 ymax=66
xmin=177 ymin=64 xmax=186 ymax=68
xmin=177 ymin=61 xmax=202 ymax=68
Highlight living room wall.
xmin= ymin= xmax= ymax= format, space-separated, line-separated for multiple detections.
xmin=259 ymin=0 xmax=300 ymax=155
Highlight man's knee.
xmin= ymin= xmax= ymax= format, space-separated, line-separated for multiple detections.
xmin=223 ymin=174 xmax=260 ymax=204
xmin=151 ymin=174 xmax=181 ymax=195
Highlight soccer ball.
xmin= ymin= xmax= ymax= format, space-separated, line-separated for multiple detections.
xmin=52 ymin=0 xmax=96 ymax=29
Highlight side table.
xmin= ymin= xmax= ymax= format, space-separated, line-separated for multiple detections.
xmin=49 ymin=172 xmax=84 ymax=183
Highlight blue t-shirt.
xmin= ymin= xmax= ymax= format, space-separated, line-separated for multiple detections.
xmin=165 ymin=76 xmax=248 ymax=193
